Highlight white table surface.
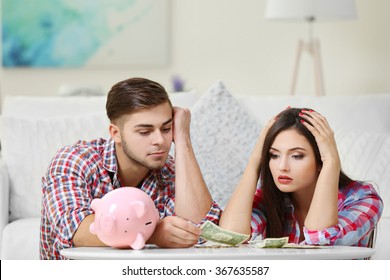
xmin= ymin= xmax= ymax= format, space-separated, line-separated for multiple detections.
xmin=60 ymin=244 xmax=375 ymax=260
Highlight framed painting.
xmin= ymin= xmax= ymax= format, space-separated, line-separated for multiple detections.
xmin=1 ymin=0 xmax=169 ymax=67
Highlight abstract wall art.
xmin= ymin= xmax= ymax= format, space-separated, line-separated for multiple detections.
xmin=2 ymin=0 xmax=169 ymax=67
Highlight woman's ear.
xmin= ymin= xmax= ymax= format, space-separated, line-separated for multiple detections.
xmin=109 ymin=123 xmax=121 ymax=143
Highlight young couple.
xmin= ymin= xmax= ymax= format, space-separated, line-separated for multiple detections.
xmin=40 ymin=77 xmax=383 ymax=259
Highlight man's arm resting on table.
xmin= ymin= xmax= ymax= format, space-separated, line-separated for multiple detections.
xmin=72 ymin=214 xmax=107 ymax=247
xmin=173 ymin=107 xmax=214 ymax=224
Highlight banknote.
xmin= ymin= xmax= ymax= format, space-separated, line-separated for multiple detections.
xmin=249 ymin=237 xmax=289 ymax=248
xmin=194 ymin=241 xmax=238 ymax=248
xmin=200 ymin=221 xmax=249 ymax=246
xmin=283 ymin=243 xmax=324 ymax=249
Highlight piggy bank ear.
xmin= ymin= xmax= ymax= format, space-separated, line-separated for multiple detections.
xmin=101 ymin=214 xmax=115 ymax=234
xmin=89 ymin=223 xmax=97 ymax=234
xmin=131 ymin=233 xmax=146 ymax=250
xmin=131 ymin=201 xmax=146 ymax=218
xmin=90 ymin=198 xmax=101 ymax=211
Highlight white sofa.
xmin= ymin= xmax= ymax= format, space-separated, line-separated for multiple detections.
xmin=0 ymin=81 xmax=389 ymax=259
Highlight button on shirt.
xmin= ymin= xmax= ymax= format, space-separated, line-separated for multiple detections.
xmin=251 ymin=181 xmax=383 ymax=247
xmin=40 ymin=138 xmax=222 ymax=259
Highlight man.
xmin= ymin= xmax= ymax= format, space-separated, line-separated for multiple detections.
xmin=40 ymin=77 xmax=221 ymax=259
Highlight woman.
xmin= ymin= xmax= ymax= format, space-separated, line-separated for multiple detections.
xmin=219 ymin=108 xmax=383 ymax=246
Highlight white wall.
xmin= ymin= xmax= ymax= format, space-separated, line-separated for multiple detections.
xmin=0 ymin=0 xmax=389 ymax=100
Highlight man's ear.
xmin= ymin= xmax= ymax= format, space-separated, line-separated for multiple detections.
xmin=109 ymin=123 xmax=121 ymax=143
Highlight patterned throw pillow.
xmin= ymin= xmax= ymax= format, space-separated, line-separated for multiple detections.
xmin=189 ymin=81 xmax=262 ymax=209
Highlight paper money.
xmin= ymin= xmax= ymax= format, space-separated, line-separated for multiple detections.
xmin=194 ymin=241 xmax=238 ymax=248
xmin=249 ymin=237 xmax=289 ymax=248
xmin=200 ymin=221 xmax=249 ymax=246
xmin=282 ymin=243 xmax=323 ymax=249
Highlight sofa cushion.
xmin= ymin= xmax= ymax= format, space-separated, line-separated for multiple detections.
xmin=190 ymin=81 xmax=262 ymax=209
xmin=237 ymin=93 xmax=390 ymax=134
xmin=2 ymin=96 xmax=107 ymax=119
xmin=169 ymin=90 xmax=200 ymax=108
xmin=2 ymin=113 xmax=109 ymax=220
xmin=0 ymin=218 xmax=40 ymax=260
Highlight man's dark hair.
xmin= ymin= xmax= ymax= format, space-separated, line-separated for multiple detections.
xmin=106 ymin=77 xmax=172 ymax=123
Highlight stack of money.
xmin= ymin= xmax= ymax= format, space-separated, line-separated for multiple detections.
xmin=200 ymin=221 xmax=249 ymax=246
xmin=248 ymin=237 xmax=289 ymax=248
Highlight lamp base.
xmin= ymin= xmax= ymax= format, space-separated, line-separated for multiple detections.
xmin=290 ymin=38 xmax=325 ymax=96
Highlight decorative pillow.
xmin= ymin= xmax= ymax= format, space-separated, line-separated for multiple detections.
xmin=335 ymin=128 xmax=390 ymax=217
xmin=2 ymin=113 xmax=109 ymax=221
xmin=190 ymin=81 xmax=262 ymax=209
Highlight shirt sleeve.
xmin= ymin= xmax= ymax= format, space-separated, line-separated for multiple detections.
xmin=41 ymin=146 xmax=96 ymax=250
xmin=303 ymin=182 xmax=383 ymax=246
xmin=250 ymin=184 xmax=267 ymax=240
xmin=199 ymin=200 xmax=222 ymax=225
xmin=193 ymin=200 xmax=222 ymax=244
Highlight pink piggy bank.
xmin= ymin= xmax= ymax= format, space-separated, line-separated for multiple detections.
xmin=89 ymin=187 xmax=159 ymax=249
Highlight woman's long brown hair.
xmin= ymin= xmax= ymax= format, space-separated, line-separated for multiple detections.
xmin=258 ymin=108 xmax=353 ymax=238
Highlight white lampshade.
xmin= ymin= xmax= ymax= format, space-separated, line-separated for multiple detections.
xmin=265 ymin=0 xmax=357 ymax=21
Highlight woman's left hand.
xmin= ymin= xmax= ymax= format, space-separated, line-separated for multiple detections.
xmin=300 ymin=110 xmax=340 ymax=230
xmin=299 ymin=109 xmax=341 ymax=168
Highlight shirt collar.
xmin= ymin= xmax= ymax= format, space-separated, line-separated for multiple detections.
xmin=102 ymin=138 xmax=118 ymax=174
xmin=140 ymin=155 xmax=175 ymax=192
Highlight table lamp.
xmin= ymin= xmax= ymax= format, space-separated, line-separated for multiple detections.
xmin=265 ymin=0 xmax=356 ymax=96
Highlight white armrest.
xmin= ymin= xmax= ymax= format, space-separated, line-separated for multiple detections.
xmin=0 ymin=159 xmax=10 ymax=254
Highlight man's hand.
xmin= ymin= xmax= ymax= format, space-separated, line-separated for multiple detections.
xmin=148 ymin=216 xmax=201 ymax=248
xmin=172 ymin=107 xmax=191 ymax=144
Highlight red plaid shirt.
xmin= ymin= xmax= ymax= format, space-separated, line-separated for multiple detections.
xmin=251 ymin=181 xmax=383 ymax=247
xmin=40 ymin=138 xmax=221 ymax=259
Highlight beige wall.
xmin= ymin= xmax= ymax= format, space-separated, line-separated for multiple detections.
xmin=1 ymin=0 xmax=389 ymax=99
